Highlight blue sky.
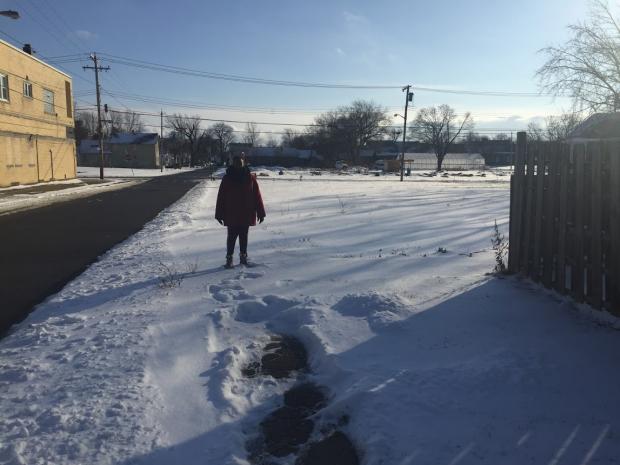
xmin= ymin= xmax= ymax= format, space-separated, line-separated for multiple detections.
xmin=0 ymin=0 xmax=592 ymax=136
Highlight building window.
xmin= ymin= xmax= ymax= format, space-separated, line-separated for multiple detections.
xmin=0 ymin=73 xmax=9 ymax=101
xmin=23 ymin=80 xmax=33 ymax=98
xmin=43 ymin=88 xmax=55 ymax=114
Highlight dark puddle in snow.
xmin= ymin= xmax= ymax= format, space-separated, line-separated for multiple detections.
xmin=243 ymin=334 xmax=308 ymax=379
xmin=244 ymin=334 xmax=359 ymax=465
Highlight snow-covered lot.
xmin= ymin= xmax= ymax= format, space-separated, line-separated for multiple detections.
xmin=1 ymin=174 xmax=619 ymax=465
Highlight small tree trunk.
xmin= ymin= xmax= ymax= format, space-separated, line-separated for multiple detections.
xmin=436 ymin=153 xmax=445 ymax=171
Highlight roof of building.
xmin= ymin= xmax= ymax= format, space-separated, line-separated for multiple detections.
xmin=0 ymin=39 xmax=72 ymax=79
xmin=109 ymin=133 xmax=159 ymax=145
xmin=569 ymin=113 xmax=620 ymax=140
xmin=78 ymin=140 xmax=111 ymax=155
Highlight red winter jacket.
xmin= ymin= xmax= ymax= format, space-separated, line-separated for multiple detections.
xmin=215 ymin=167 xmax=266 ymax=226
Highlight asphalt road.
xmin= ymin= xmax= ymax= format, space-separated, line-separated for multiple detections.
xmin=0 ymin=169 xmax=209 ymax=335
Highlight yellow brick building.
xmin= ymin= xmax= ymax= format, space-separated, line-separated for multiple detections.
xmin=0 ymin=39 xmax=77 ymax=187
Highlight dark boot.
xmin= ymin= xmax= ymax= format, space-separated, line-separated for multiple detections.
xmin=225 ymin=255 xmax=234 ymax=268
xmin=239 ymin=253 xmax=249 ymax=266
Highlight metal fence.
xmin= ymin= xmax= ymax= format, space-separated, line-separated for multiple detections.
xmin=508 ymin=132 xmax=620 ymax=315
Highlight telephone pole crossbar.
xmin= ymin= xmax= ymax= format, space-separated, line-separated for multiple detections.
xmin=83 ymin=53 xmax=110 ymax=180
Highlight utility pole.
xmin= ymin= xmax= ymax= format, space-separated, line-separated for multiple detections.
xmin=83 ymin=53 xmax=110 ymax=180
xmin=400 ymin=85 xmax=413 ymax=182
xmin=160 ymin=109 xmax=164 ymax=172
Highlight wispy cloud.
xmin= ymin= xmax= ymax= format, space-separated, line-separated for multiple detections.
xmin=343 ymin=11 xmax=368 ymax=24
xmin=75 ymin=30 xmax=97 ymax=40
xmin=335 ymin=47 xmax=346 ymax=56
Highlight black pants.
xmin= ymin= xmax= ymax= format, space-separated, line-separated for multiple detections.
xmin=227 ymin=225 xmax=249 ymax=256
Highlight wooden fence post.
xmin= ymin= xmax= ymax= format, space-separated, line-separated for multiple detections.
xmin=522 ymin=139 xmax=537 ymax=277
xmin=509 ymin=132 xmax=527 ymax=273
xmin=589 ymin=142 xmax=603 ymax=308
xmin=609 ymin=142 xmax=620 ymax=315
xmin=556 ymin=144 xmax=570 ymax=294
xmin=542 ymin=144 xmax=560 ymax=288
xmin=573 ymin=144 xmax=586 ymax=302
xmin=533 ymin=144 xmax=546 ymax=281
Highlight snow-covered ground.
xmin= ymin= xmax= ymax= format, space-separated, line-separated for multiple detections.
xmin=1 ymin=174 xmax=619 ymax=465
xmin=77 ymin=166 xmax=198 ymax=178
xmin=220 ymin=166 xmax=513 ymax=187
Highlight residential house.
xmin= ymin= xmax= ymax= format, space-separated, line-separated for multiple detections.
xmin=568 ymin=113 xmax=620 ymax=141
xmin=79 ymin=132 xmax=160 ymax=169
xmin=0 ymin=40 xmax=77 ymax=187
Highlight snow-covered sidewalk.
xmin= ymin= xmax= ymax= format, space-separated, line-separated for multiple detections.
xmin=0 ymin=179 xmax=134 ymax=215
xmin=1 ymin=175 xmax=619 ymax=465
xmin=77 ymin=166 xmax=199 ymax=178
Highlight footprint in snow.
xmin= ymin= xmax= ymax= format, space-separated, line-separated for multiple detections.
xmin=235 ymin=295 xmax=299 ymax=323
xmin=209 ymin=283 xmax=255 ymax=303
xmin=333 ymin=292 xmax=411 ymax=332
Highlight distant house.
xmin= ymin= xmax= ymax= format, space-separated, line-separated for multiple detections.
xmin=229 ymin=142 xmax=252 ymax=160
xmin=246 ymin=147 xmax=322 ymax=167
xmin=384 ymin=152 xmax=485 ymax=171
xmin=483 ymin=151 xmax=514 ymax=166
xmin=568 ymin=113 xmax=620 ymax=141
xmin=77 ymin=140 xmax=112 ymax=166
xmin=79 ymin=132 xmax=160 ymax=168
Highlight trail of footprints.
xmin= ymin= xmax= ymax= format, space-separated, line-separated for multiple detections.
xmin=243 ymin=335 xmax=358 ymax=465
xmin=206 ymin=272 xmax=359 ymax=465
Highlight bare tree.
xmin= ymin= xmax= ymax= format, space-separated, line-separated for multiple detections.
xmin=545 ymin=112 xmax=584 ymax=141
xmin=343 ymin=100 xmax=391 ymax=162
xmin=243 ymin=122 xmax=261 ymax=147
xmin=527 ymin=112 xmax=584 ymax=142
xmin=207 ymin=122 xmax=235 ymax=161
xmin=121 ymin=111 xmax=144 ymax=133
xmin=75 ymin=111 xmax=97 ymax=148
xmin=76 ymin=111 xmax=97 ymax=136
xmin=264 ymin=135 xmax=279 ymax=147
xmin=107 ymin=111 xmax=144 ymax=136
xmin=527 ymin=122 xmax=546 ymax=142
xmin=537 ymin=0 xmax=620 ymax=112
xmin=167 ymin=114 xmax=201 ymax=166
xmin=410 ymin=104 xmax=474 ymax=171
xmin=281 ymin=128 xmax=298 ymax=147
xmin=310 ymin=100 xmax=390 ymax=163
xmin=386 ymin=127 xmax=402 ymax=145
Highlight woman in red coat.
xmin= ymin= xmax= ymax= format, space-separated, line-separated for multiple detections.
xmin=215 ymin=156 xmax=266 ymax=268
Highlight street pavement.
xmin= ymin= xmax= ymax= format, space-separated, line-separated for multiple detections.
xmin=0 ymin=169 xmax=209 ymax=335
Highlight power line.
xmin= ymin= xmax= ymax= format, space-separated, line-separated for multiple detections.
xmin=97 ymin=52 xmax=554 ymax=97
xmin=97 ymin=53 xmax=402 ymax=89
xmin=412 ymin=85 xmax=547 ymax=98
xmin=96 ymin=89 xmax=402 ymax=114
xmin=44 ymin=53 xmax=87 ymax=60
xmin=19 ymin=1 xmax=76 ymax=53
xmin=34 ymin=0 xmax=90 ymax=54
xmin=0 ymin=29 xmax=24 ymax=46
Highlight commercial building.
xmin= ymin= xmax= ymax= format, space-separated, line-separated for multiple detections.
xmin=0 ymin=39 xmax=77 ymax=187
xmin=383 ymin=153 xmax=486 ymax=171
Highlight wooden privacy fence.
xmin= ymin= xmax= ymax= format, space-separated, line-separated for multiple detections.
xmin=508 ymin=132 xmax=620 ymax=315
